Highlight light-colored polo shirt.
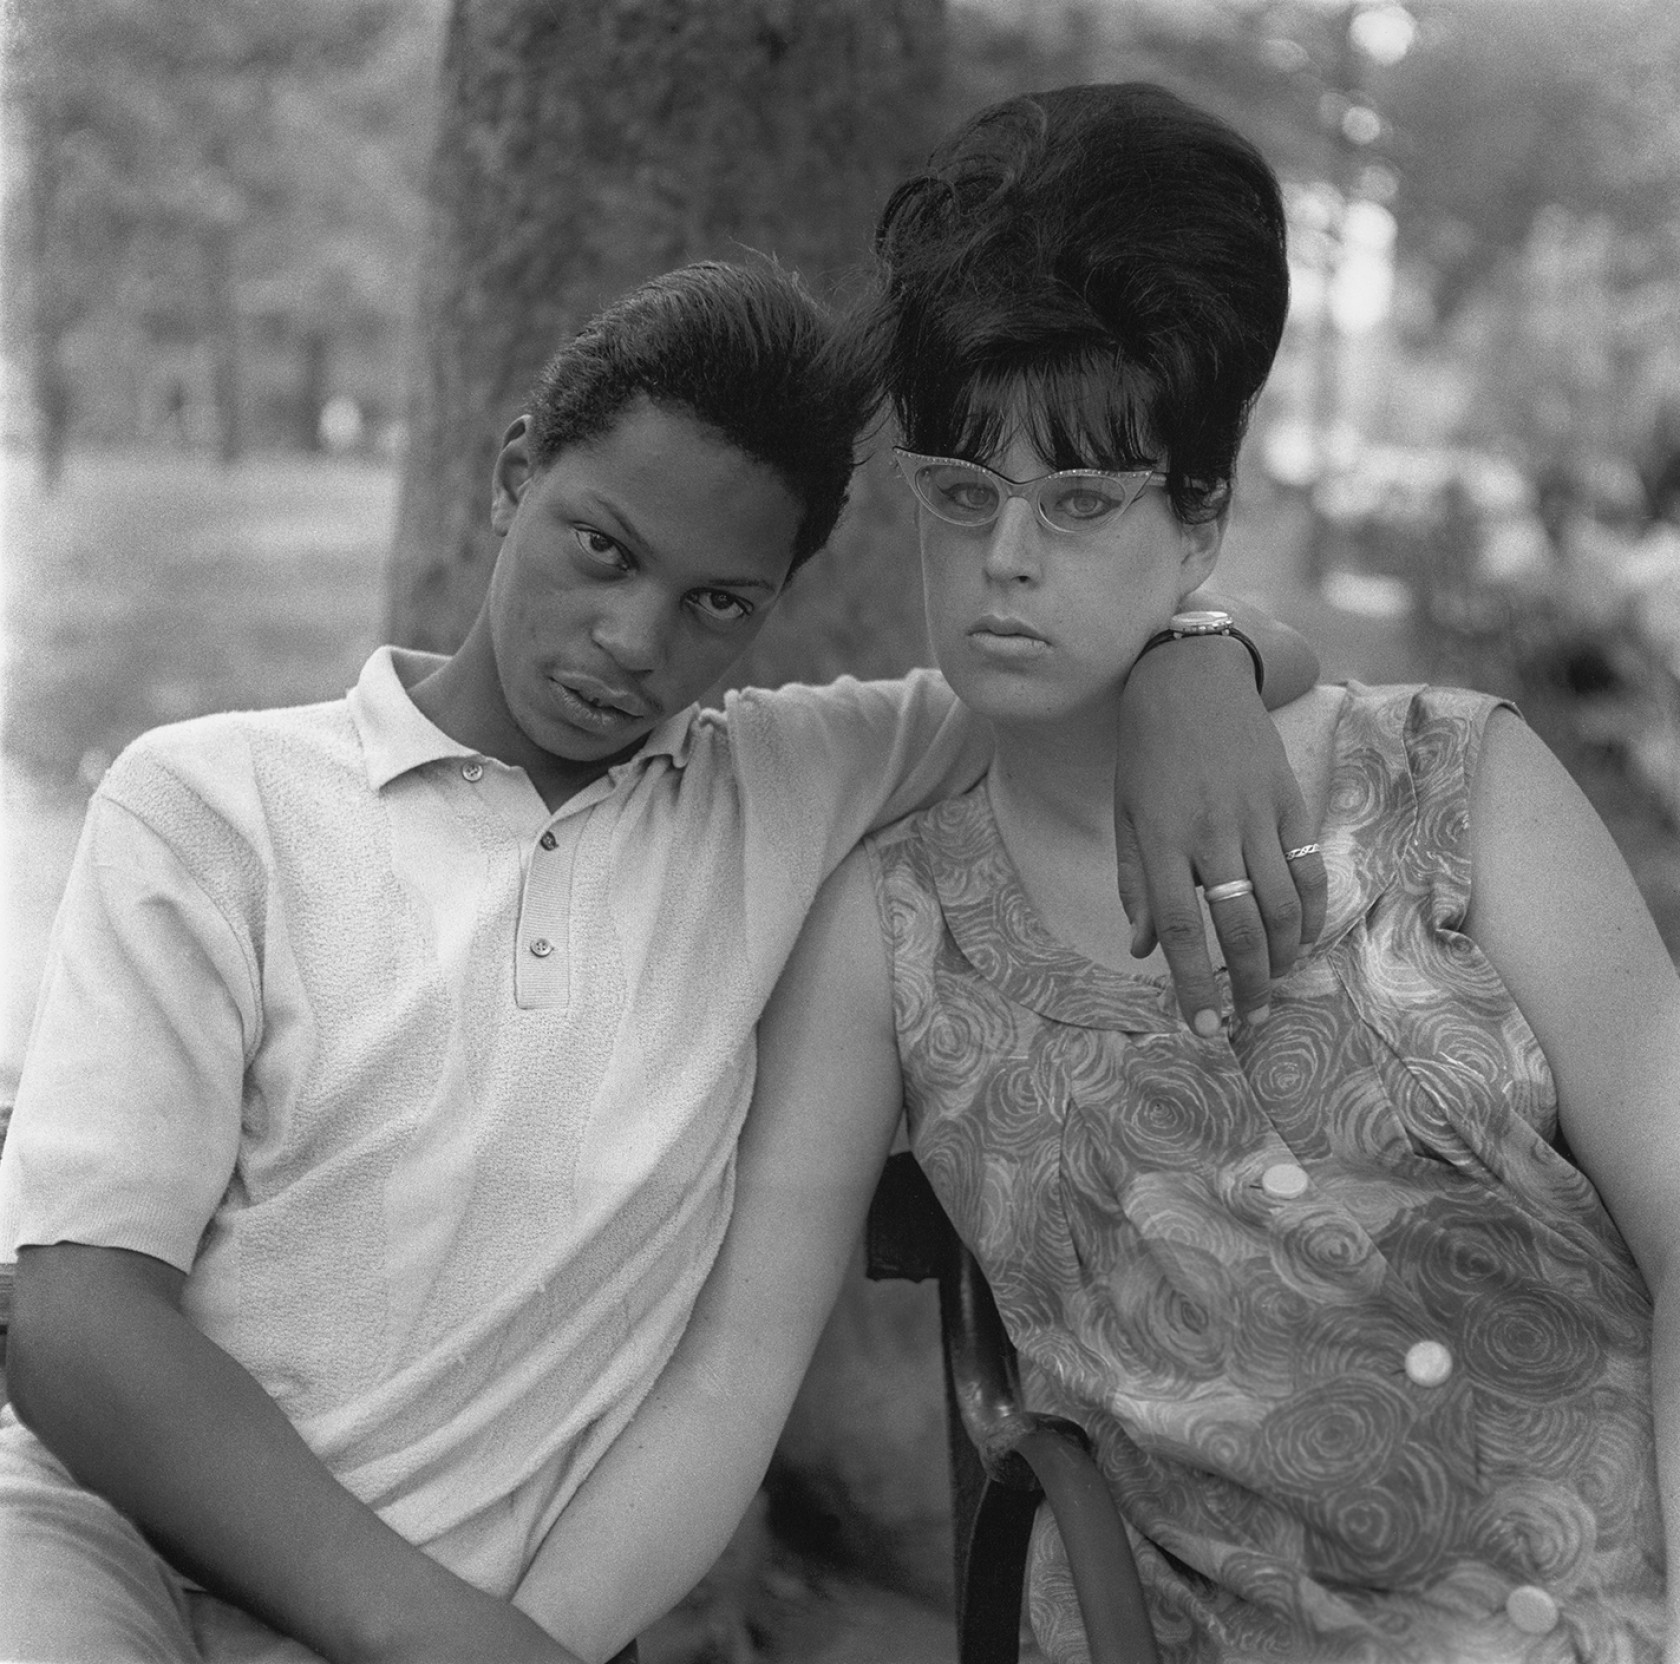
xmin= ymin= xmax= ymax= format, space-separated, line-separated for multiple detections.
xmin=0 ymin=647 xmax=984 ymax=1595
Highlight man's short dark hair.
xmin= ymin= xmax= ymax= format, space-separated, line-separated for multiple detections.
xmin=873 ymin=83 xmax=1290 ymax=523
xmin=525 ymin=260 xmax=875 ymax=572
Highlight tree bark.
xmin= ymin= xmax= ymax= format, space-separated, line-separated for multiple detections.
xmin=386 ymin=0 xmax=946 ymax=675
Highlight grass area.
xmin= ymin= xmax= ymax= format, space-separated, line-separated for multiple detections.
xmin=2 ymin=448 xmax=395 ymax=787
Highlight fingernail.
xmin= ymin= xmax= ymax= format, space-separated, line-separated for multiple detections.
xmin=1193 ymin=1008 xmax=1221 ymax=1037
xmin=1246 ymin=1003 xmax=1270 ymax=1028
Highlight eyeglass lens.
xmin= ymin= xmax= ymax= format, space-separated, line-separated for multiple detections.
xmin=910 ymin=460 xmax=1147 ymax=532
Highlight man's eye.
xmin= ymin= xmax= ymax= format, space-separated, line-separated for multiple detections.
xmin=690 ymin=589 xmax=752 ymax=623
xmin=574 ymin=527 xmax=629 ymax=566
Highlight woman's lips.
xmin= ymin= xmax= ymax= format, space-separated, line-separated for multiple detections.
xmin=969 ymin=617 xmax=1049 ymax=658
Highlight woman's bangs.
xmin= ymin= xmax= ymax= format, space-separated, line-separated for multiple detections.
xmin=925 ymin=352 xmax=1162 ymax=474
xmin=1018 ymin=353 xmax=1162 ymax=474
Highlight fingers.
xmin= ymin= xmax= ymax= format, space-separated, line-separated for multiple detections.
xmin=1112 ymin=816 xmax=1157 ymax=958
xmin=1278 ymin=805 xmax=1328 ymax=949
xmin=1140 ymin=853 xmax=1227 ymax=1038
xmin=1201 ymin=866 xmax=1274 ymax=1027
xmin=1121 ymin=823 xmax=1327 ymax=1038
xmin=1243 ymin=830 xmax=1306 ymax=986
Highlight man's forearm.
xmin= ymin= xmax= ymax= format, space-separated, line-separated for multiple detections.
xmin=9 ymin=1243 xmax=574 ymax=1664
xmin=517 ymin=849 xmax=906 ymax=1660
xmin=1199 ymin=590 xmax=1319 ymax=707
xmin=513 ymin=1281 xmax=793 ymax=1660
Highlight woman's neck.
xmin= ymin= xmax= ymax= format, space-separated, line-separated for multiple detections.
xmin=987 ymin=714 xmax=1119 ymax=850
xmin=985 ymin=712 xmax=1149 ymax=973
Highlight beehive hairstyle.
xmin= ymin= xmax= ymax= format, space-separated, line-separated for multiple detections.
xmin=873 ymin=82 xmax=1289 ymax=523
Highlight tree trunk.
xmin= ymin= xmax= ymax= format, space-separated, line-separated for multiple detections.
xmin=386 ymin=0 xmax=945 ymax=673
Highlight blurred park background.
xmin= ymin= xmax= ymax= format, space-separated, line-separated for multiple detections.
xmin=4 ymin=0 xmax=1680 ymax=1657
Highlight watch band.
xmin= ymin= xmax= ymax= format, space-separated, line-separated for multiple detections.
xmin=1136 ymin=611 xmax=1265 ymax=695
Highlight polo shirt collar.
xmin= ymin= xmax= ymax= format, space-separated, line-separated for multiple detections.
xmin=347 ymin=646 xmax=696 ymax=791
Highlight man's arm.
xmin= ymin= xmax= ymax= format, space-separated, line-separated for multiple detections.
xmin=1464 ymin=709 xmax=1680 ymax=1658
xmin=8 ymin=1245 xmax=579 ymax=1664
xmin=1113 ymin=592 xmax=1327 ymax=1035
xmin=514 ymin=849 xmax=903 ymax=1661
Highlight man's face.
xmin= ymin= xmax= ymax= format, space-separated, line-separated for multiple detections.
xmin=486 ymin=397 xmax=803 ymax=766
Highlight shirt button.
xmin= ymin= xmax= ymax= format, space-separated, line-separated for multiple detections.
xmin=461 ymin=760 xmax=484 ymax=782
xmin=539 ymin=831 xmax=557 ymax=851
xmin=528 ymin=938 xmax=553 ymax=958
xmin=1505 ymin=1585 xmax=1559 ymax=1635
xmin=1404 ymin=1339 xmax=1454 ymax=1387
xmin=1260 ymin=1162 xmax=1309 ymax=1199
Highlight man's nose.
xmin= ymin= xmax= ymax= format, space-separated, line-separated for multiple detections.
xmin=590 ymin=585 xmax=666 ymax=675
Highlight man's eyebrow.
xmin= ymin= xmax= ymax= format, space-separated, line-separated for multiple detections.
xmin=580 ymin=491 xmax=784 ymax=595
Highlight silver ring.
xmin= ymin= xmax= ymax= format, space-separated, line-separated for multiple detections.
xmin=1203 ymin=878 xmax=1256 ymax=904
xmin=1284 ymin=843 xmax=1322 ymax=862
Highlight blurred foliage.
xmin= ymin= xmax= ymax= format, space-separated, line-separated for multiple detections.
xmin=9 ymin=0 xmax=1678 ymax=489
xmin=4 ymin=0 xmax=443 ymax=473
xmin=955 ymin=0 xmax=1680 ymax=329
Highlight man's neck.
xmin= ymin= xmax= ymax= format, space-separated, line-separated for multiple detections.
xmin=404 ymin=640 xmax=632 ymax=813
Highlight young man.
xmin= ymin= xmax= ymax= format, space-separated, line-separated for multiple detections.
xmin=0 ymin=260 xmax=1320 ymax=1662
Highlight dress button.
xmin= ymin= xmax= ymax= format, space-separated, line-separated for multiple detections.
xmin=539 ymin=831 xmax=557 ymax=851
xmin=461 ymin=760 xmax=484 ymax=782
xmin=1505 ymin=1585 xmax=1559 ymax=1634
xmin=1260 ymin=1162 xmax=1309 ymax=1199
xmin=528 ymin=938 xmax=553 ymax=958
xmin=1404 ymin=1339 xmax=1454 ymax=1387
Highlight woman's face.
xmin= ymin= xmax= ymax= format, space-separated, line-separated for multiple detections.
xmin=917 ymin=429 xmax=1222 ymax=732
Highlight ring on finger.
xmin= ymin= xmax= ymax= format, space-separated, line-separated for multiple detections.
xmin=1284 ymin=843 xmax=1322 ymax=862
xmin=1203 ymin=878 xmax=1256 ymax=904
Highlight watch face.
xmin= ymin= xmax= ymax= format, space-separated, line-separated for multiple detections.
xmin=1170 ymin=609 xmax=1234 ymax=632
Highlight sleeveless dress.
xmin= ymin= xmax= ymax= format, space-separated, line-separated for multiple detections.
xmin=866 ymin=685 xmax=1665 ymax=1664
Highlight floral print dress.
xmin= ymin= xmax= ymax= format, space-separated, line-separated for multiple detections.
xmin=867 ymin=685 xmax=1665 ymax=1664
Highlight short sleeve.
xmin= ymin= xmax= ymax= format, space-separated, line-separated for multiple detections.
xmin=1401 ymin=685 xmax=1517 ymax=929
xmin=723 ymin=669 xmax=991 ymax=884
xmin=0 ymin=791 xmax=259 ymax=1270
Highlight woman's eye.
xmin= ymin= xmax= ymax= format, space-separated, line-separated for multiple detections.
xmin=690 ymin=589 xmax=752 ymax=623
xmin=945 ymin=482 xmax=999 ymax=514
xmin=1055 ymin=488 xmax=1121 ymax=521
xmin=574 ymin=526 xmax=629 ymax=566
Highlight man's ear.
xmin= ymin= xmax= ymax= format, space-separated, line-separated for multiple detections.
xmin=491 ymin=415 xmax=536 ymax=535
xmin=1176 ymin=513 xmax=1226 ymax=602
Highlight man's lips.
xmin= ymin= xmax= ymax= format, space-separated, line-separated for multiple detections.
xmin=549 ymin=672 xmax=654 ymax=727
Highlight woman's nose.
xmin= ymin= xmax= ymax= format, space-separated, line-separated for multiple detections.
xmin=981 ymin=496 xmax=1043 ymax=583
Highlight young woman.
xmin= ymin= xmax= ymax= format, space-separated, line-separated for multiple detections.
xmin=833 ymin=80 xmax=1677 ymax=1663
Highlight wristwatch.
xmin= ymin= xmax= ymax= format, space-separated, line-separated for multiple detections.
xmin=1136 ymin=609 xmax=1265 ymax=695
